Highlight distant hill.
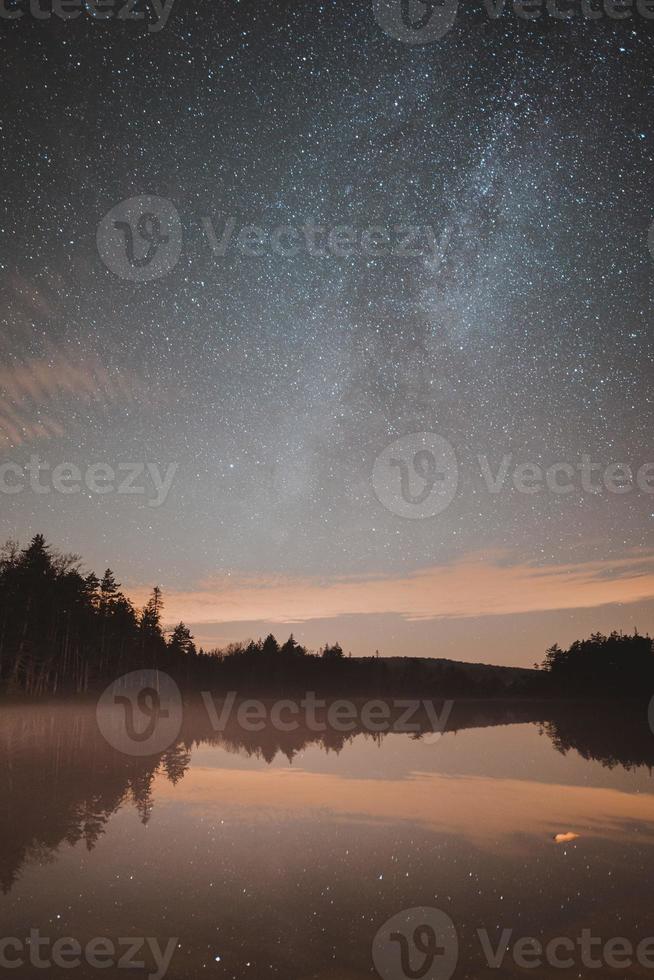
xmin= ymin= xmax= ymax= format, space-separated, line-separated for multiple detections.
xmin=348 ymin=655 xmax=539 ymax=697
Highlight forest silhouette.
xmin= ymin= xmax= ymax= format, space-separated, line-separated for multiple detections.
xmin=1 ymin=534 xmax=653 ymax=699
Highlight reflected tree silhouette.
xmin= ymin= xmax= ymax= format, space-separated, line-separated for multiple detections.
xmin=1 ymin=700 xmax=653 ymax=893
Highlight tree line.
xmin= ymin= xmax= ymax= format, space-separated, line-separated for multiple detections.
xmin=539 ymin=630 xmax=654 ymax=696
xmin=0 ymin=533 xmax=353 ymax=697
xmin=0 ymin=534 xmax=197 ymax=695
xmin=1 ymin=534 xmax=652 ymax=698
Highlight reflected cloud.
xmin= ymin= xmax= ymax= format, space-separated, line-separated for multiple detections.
xmin=155 ymin=764 xmax=654 ymax=850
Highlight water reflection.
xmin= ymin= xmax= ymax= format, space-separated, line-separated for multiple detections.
xmin=1 ymin=700 xmax=653 ymax=895
xmin=1 ymin=702 xmax=654 ymax=980
xmin=0 ymin=706 xmax=190 ymax=893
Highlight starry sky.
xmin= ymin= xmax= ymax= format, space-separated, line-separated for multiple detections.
xmin=1 ymin=0 xmax=653 ymax=665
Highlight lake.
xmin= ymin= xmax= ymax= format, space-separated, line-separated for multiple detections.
xmin=1 ymin=700 xmax=654 ymax=979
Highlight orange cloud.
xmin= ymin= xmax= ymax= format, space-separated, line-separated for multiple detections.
xmin=132 ymin=552 xmax=654 ymax=626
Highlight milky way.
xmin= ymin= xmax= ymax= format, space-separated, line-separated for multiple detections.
xmin=1 ymin=0 xmax=653 ymax=659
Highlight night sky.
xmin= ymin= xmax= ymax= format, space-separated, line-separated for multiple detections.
xmin=1 ymin=0 xmax=653 ymax=664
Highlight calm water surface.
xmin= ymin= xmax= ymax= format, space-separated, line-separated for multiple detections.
xmin=1 ymin=702 xmax=654 ymax=979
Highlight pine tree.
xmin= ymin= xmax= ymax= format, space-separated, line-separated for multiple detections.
xmin=140 ymin=587 xmax=164 ymax=636
xmin=99 ymin=569 xmax=120 ymax=612
xmin=168 ymin=622 xmax=196 ymax=656
xmin=262 ymin=633 xmax=279 ymax=657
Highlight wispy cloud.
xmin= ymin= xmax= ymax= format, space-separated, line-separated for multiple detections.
xmin=0 ymin=351 xmax=160 ymax=448
xmin=132 ymin=552 xmax=654 ymax=627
